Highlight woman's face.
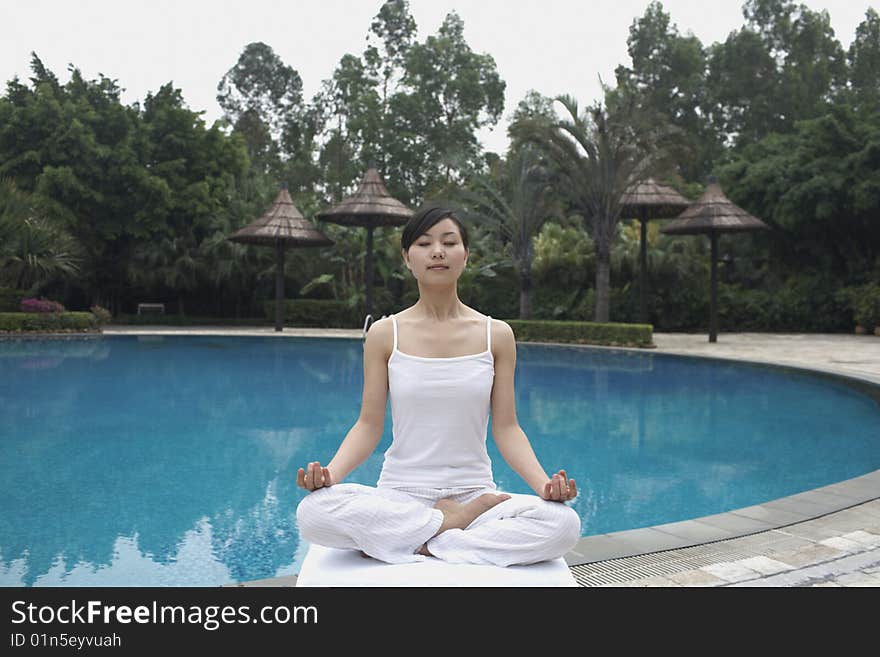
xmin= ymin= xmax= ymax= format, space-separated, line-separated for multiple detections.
xmin=402 ymin=218 xmax=468 ymax=283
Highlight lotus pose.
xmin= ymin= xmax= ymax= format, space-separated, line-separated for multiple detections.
xmin=295 ymin=206 xmax=581 ymax=566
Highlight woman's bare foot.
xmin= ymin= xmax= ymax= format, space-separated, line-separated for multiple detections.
xmin=417 ymin=493 xmax=511 ymax=556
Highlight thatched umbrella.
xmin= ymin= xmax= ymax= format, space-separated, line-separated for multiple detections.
xmin=228 ymin=185 xmax=333 ymax=332
xmin=315 ymin=165 xmax=413 ymax=320
xmin=660 ymin=178 xmax=769 ymax=342
xmin=620 ymin=178 xmax=691 ymax=323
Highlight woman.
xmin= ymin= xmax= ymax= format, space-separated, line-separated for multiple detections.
xmin=295 ymin=206 xmax=581 ymax=567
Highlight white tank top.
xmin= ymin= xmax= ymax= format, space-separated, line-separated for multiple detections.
xmin=376 ymin=314 xmax=497 ymax=490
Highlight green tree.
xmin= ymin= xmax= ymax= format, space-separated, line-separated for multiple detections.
xmin=519 ymin=93 xmax=666 ymax=322
xmin=719 ymin=100 xmax=880 ymax=281
xmin=614 ymin=1 xmax=718 ymax=178
xmin=706 ymin=0 xmax=846 ymax=148
xmin=396 ymin=12 xmax=505 ymax=200
xmin=0 ymin=55 xmax=251 ymax=312
xmin=507 ymin=90 xmax=559 ymax=153
xmin=0 ymin=178 xmax=82 ymax=293
xmin=312 ymin=6 xmax=504 ymax=206
xmin=848 ymin=8 xmax=880 ymax=106
xmin=0 ymin=55 xmax=158 ymax=309
xmin=455 ymin=146 xmax=559 ymax=318
xmin=217 ymin=42 xmax=320 ymax=192
xmin=363 ymin=0 xmax=417 ymax=172
xmin=314 ymin=53 xmax=381 ymax=200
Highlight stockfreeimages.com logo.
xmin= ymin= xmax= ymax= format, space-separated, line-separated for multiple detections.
xmin=11 ymin=599 xmax=317 ymax=632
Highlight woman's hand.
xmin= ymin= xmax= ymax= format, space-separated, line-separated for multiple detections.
xmin=540 ymin=469 xmax=577 ymax=503
xmin=296 ymin=461 xmax=335 ymax=492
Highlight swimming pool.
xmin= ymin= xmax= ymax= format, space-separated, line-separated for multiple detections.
xmin=1 ymin=335 xmax=878 ymax=586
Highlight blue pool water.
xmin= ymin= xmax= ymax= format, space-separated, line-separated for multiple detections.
xmin=1 ymin=335 xmax=878 ymax=587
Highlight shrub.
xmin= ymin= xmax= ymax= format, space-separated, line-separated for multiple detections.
xmin=262 ymin=299 xmax=361 ymax=328
xmin=506 ymin=319 xmax=653 ymax=348
xmin=671 ymin=276 xmax=852 ymax=333
xmin=20 ymin=297 xmax=66 ymax=313
xmin=111 ymin=314 xmax=270 ymax=326
xmin=0 ymin=312 xmax=97 ymax=332
xmin=90 ymin=305 xmax=112 ymax=325
xmin=839 ymin=283 xmax=880 ymax=331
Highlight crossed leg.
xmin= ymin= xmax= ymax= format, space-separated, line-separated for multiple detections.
xmin=296 ymin=483 xmax=581 ymax=567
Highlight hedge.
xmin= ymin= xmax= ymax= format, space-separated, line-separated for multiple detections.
xmin=0 ymin=312 xmax=98 ymax=332
xmin=262 ymin=299 xmax=359 ymax=328
xmin=506 ymin=319 xmax=653 ymax=348
xmin=111 ymin=313 xmax=271 ymax=326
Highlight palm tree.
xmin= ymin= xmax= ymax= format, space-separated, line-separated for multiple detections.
xmin=201 ymin=219 xmax=268 ymax=318
xmin=127 ymin=231 xmax=203 ymax=316
xmin=517 ymin=93 xmax=664 ymax=322
xmin=455 ymin=146 xmax=558 ymax=319
xmin=0 ymin=178 xmax=83 ymax=293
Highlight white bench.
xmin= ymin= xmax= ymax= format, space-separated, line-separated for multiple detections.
xmin=296 ymin=544 xmax=578 ymax=587
xmin=137 ymin=303 xmax=165 ymax=315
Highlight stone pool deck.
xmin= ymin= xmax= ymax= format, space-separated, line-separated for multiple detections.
xmin=104 ymin=326 xmax=880 ymax=587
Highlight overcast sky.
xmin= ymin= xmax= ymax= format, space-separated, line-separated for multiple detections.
xmin=1 ymin=0 xmax=874 ymax=154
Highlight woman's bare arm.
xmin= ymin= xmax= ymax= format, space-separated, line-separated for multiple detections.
xmin=489 ymin=320 xmax=577 ymax=501
xmin=297 ymin=318 xmax=392 ymax=489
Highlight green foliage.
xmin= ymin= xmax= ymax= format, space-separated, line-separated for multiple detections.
xmin=507 ymin=91 xmax=559 ymax=152
xmin=530 ymin=286 xmax=589 ymax=321
xmin=532 ymin=222 xmax=594 ymax=288
xmin=706 ymin=0 xmax=846 ymax=149
xmin=314 ymin=4 xmax=505 ymax=205
xmin=719 ymin=100 xmax=880 ymax=280
xmin=0 ymin=55 xmax=251 ymax=314
xmin=261 ymin=299 xmax=362 ymax=328
xmin=716 ymin=276 xmax=852 ymax=332
xmin=516 ymin=91 xmax=671 ymax=321
xmin=848 ymin=8 xmax=880 ymax=105
xmin=397 ymin=12 xmax=505 ymax=195
xmin=614 ymin=1 xmax=719 ymax=179
xmin=110 ymin=314 xmax=269 ymax=326
xmin=89 ymin=304 xmax=112 ymax=325
xmin=0 ymin=287 xmax=25 ymax=311
xmin=838 ymin=282 xmax=880 ymax=330
xmin=0 ymin=311 xmax=97 ymax=332
xmin=454 ymin=145 xmax=559 ymax=318
xmin=506 ymin=319 xmax=653 ymax=348
xmin=0 ymin=177 xmax=83 ymax=293
xmin=216 ymin=41 xmax=319 ymax=188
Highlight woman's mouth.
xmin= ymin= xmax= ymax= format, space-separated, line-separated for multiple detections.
xmin=427 ymin=265 xmax=449 ymax=270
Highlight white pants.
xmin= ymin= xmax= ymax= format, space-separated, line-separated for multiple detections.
xmin=295 ymin=483 xmax=582 ymax=567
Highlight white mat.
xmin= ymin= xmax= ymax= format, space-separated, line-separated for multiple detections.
xmin=296 ymin=544 xmax=578 ymax=587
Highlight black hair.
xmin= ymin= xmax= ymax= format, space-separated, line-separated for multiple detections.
xmin=400 ymin=206 xmax=469 ymax=253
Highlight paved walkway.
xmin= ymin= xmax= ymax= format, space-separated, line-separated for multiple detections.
xmin=104 ymin=326 xmax=880 ymax=587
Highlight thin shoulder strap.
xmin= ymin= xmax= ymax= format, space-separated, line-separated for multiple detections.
xmin=391 ymin=314 xmax=399 ymax=352
xmin=486 ymin=315 xmax=492 ymax=352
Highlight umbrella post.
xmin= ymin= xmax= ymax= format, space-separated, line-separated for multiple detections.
xmin=659 ymin=179 xmax=768 ymax=344
xmin=709 ymin=231 xmax=718 ymax=343
xmin=639 ymin=210 xmax=648 ymax=324
xmin=275 ymin=240 xmax=285 ymax=332
xmin=364 ymin=225 xmax=374 ymax=320
xmin=620 ymin=178 xmax=691 ymax=326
